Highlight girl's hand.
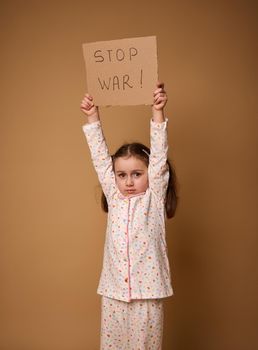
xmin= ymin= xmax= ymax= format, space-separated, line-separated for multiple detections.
xmin=152 ymin=82 xmax=168 ymax=111
xmin=152 ymin=82 xmax=167 ymax=122
xmin=80 ymin=93 xmax=100 ymax=123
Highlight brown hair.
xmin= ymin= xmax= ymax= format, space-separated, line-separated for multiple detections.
xmin=101 ymin=142 xmax=178 ymax=218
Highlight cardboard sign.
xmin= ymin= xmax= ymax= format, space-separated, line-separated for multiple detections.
xmin=82 ymin=36 xmax=158 ymax=106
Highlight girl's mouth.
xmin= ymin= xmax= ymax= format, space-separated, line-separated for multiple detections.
xmin=126 ymin=189 xmax=135 ymax=194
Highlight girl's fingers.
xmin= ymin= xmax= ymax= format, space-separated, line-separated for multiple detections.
xmin=81 ymin=96 xmax=94 ymax=110
xmin=84 ymin=93 xmax=93 ymax=100
xmin=153 ymin=82 xmax=165 ymax=94
xmin=155 ymin=97 xmax=167 ymax=105
xmin=154 ymin=92 xmax=165 ymax=99
xmin=81 ymin=100 xmax=94 ymax=111
xmin=154 ymin=94 xmax=167 ymax=104
xmin=80 ymin=92 xmax=98 ymax=116
xmin=153 ymin=92 xmax=168 ymax=106
xmin=152 ymin=82 xmax=167 ymax=109
xmin=82 ymin=96 xmax=92 ymax=103
xmin=154 ymin=88 xmax=163 ymax=95
xmin=81 ymin=93 xmax=93 ymax=104
xmin=154 ymin=88 xmax=166 ymax=97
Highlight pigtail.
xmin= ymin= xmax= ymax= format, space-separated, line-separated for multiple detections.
xmin=165 ymin=160 xmax=179 ymax=218
xmin=101 ymin=192 xmax=108 ymax=213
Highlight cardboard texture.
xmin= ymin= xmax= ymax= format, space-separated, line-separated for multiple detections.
xmin=82 ymin=36 xmax=158 ymax=106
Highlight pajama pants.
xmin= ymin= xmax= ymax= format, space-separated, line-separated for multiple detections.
xmin=100 ymin=296 xmax=164 ymax=350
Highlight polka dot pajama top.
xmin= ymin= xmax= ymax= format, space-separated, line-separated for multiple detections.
xmin=83 ymin=118 xmax=173 ymax=303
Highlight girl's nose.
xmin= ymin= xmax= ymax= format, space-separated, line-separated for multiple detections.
xmin=126 ymin=176 xmax=133 ymax=186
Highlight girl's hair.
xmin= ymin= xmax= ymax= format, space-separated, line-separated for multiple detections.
xmin=101 ymin=142 xmax=179 ymax=218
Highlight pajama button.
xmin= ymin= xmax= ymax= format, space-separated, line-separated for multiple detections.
xmin=124 ymin=277 xmax=128 ymax=282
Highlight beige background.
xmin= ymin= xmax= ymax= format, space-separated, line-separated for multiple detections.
xmin=0 ymin=1 xmax=257 ymax=349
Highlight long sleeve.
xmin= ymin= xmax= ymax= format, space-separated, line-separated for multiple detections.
xmin=82 ymin=121 xmax=116 ymax=199
xmin=148 ymin=118 xmax=169 ymax=200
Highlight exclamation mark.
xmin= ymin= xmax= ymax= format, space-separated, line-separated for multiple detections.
xmin=140 ymin=69 xmax=143 ymax=88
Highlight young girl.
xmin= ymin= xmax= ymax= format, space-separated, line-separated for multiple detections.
xmin=80 ymin=83 xmax=178 ymax=349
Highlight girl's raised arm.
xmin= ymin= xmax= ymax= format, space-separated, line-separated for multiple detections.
xmin=148 ymin=83 xmax=169 ymax=200
xmin=81 ymin=94 xmax=115 ymax=199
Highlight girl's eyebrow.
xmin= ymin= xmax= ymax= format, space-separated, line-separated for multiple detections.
xmin=115 ymin=169 xmax=144 ymax=173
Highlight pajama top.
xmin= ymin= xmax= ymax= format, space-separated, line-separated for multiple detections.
xmin=83 ymin=119 xmax=173 ymax=302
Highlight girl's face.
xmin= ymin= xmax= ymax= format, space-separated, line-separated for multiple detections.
xmin=114 ymin=156 xmax=149 ymax=196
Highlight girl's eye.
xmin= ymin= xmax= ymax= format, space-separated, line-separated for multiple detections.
xmin=133 ymin=172 xmax=142 ymax=178
xmin=118 ymin=173 xmax=126 ymax=178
